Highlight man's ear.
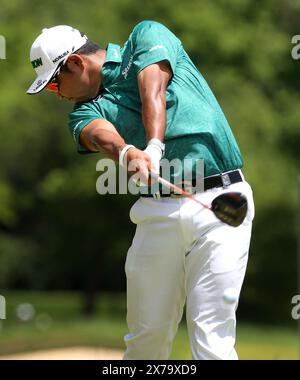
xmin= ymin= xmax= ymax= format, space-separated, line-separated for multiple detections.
xmin=65 ymin=54 xmax=85 ymax=72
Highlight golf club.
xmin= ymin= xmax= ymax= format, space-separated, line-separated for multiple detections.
xmin=151 ymin=173 xmax=248 ymax=227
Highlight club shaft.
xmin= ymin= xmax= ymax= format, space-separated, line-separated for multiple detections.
xmin=154 ymin=175 xmax=210 ymax=210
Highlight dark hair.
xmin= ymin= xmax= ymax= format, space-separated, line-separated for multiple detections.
xmin=61 ymin=39 xmax=101 ymax=74
xmin=75 ymin=40 xmax=101 ymax=55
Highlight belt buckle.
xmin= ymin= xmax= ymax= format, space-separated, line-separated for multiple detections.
xmin=221 ymin=173 xmax=231 ymax=188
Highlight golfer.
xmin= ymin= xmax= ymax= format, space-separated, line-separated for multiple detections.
xmin=27 ymin=21 xmax=255 ymax=359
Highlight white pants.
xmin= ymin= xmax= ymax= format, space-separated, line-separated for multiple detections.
xmin=123 ymin=180 xmax=254 ymax=360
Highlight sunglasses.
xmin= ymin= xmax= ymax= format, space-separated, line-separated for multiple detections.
xmin=46 ymin=60 xmax=66 ymax=93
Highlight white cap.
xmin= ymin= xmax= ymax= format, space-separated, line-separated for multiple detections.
xmin=27 ymin=25 xmax=88 ymax=95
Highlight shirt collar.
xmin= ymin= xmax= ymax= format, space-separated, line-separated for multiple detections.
xmin=104 ymin=43 xmax=122 ymax=64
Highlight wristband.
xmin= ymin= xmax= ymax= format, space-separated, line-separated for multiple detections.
xmin=147 ymin=138 xmax=165 ymax=157
xmin=119 ymin=144 xmax=135 ymax=167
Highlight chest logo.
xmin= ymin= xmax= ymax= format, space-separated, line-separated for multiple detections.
xmin=122 ymin=55 xmax=133 ymax=79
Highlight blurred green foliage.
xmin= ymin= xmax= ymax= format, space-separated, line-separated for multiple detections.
xmin=0 ymin=0 xmax=299 ymax=325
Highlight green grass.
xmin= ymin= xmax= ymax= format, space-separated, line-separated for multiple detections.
xmin=0 ymin=291 xmax=298 ymax=360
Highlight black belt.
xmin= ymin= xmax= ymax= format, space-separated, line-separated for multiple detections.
xmin=203 ymin=170 xmax=243 ymax=191
xmin=140 ymin=170 xmax=243 ymax=197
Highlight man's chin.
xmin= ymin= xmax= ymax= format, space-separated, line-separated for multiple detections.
xmin=60 ymin=90 xmax=99 ymax=103
xmin=57 ymin=94 xmax=75 ymax=102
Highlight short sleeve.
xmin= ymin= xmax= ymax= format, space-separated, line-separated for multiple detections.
xmin=131 ymin=21 xmax=180 ymax=75
xmin=68 ymin=102 xmax=103 ymax=154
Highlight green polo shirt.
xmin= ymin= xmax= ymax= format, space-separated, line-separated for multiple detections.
xmin=69 ymin=20 xmax=243 ymax=178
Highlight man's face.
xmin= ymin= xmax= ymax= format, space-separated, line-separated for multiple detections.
xmin=47 ymin=54 xmax=99 ymax=103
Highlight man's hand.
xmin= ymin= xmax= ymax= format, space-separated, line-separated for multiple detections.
xmin=80 ymin=120 xmax=159 ymax=185
xmin=126 ymin=147 xmax=156 ymax=186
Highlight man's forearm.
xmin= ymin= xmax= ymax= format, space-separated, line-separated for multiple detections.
xmin=91 ymin=131 xmax=127 ymax=161
xmin=142 ymin=92 xmax=166 ymax=143
xmin=80 ymin=119 xmax=127 ymax=161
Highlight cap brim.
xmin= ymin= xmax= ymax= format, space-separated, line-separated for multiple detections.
xmin=26 ymin=67 xmax=57 ymax=95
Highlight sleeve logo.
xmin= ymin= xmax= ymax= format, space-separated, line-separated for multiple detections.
xmin=73 ymin=120 xmax=83 ymax=142
xmin=149 ymin=44 xmax=167 ymax=52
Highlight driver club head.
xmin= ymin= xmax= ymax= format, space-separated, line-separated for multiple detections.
xmin=211 ymin=192 xmax=248 ymax=227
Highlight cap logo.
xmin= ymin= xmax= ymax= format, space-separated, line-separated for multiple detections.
xmin=53 ymin=50 xmax=69 ymax=63
xmin=31 ymin=57 xmax=43 ymax=68
xmin=32 ymin=79 xmax=47 ymax=92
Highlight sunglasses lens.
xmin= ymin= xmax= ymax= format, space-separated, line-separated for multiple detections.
xmin=46 ymin=82 xmax=59 ymax=93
